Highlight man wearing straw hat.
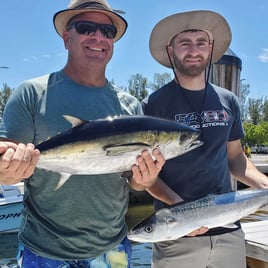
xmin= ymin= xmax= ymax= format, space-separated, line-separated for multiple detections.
xmin=143 ymin=10 xmax=268 ymax=268
xmin=0 ymin=1 xmax=167 ymax=267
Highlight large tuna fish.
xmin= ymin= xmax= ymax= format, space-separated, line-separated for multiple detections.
xmin=127 ymin=189 xmax=268 ymax=242
xmin=35 ymin=115 xmax=203 ymax=188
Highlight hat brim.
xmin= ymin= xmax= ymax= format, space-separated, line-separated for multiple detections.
xmin=53 ymin=8 xmax=127 ymax=42
xmin=149 ymin=10 xmax=232 ymax=67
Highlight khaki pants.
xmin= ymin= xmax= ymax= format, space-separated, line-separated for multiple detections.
xmin=152 ymin=229 xmax=246 ymax=268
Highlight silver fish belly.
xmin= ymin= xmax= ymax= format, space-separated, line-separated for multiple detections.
xmin=127 ymin=189 xmax=268 ymax=242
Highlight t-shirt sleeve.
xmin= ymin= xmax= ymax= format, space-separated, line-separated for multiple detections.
xmin=0 ymin=82 xmax=37 ymax=143
xmin=228 ymin=94 xmax=245 ymax=141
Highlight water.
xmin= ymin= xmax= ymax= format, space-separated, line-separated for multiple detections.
xmin=1 ymin=203 xmax=268 ymax=268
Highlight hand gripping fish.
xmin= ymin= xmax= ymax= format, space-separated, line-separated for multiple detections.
xmin=127 ymin=188 xmax=268 ymax=242
xmin=34 ymin=115 xmax=202 ymax=189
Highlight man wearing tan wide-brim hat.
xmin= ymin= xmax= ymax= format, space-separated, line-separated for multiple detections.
xmin=53 ymin=0 xmax=127 ymax=41
xmin=143 ymin=10 xmax=268 ymax=268
xmin=0 ymin=0 xmax=167 ymax=267
xmin=149 ymin=10 xmax=231 ymax=68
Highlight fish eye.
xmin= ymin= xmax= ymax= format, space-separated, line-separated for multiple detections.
xmin=180 ymin=132 xmax=191 ymax=143
xmin=144 ymin=225 xmax=153 ymax=233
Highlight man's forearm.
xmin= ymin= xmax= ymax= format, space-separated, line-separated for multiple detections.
xmin=146 ymin=178 xmax=183 ymax=205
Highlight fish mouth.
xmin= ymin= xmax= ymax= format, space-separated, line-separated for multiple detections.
xmin=185 ymin=140 xmax=204 ymax=151
xmin=179 ymin=130 xmax=203 ymax=152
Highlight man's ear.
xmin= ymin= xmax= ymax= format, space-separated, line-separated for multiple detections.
xmin=166 ymin=45 xmax=174 ymax=64
xmin=62 ymin=31 xmax=70 ymax=49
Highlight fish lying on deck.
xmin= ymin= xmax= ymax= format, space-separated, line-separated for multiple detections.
xmin=35 ymin=115 xmax=203 ymax=188
xmin=127 ymin=189 xmax=268 ymax=242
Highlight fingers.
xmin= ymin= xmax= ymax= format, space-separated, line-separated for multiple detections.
xmin=187 ymin=227 xmax=209 ymax=237
xmin=14 ymin=143 xmax=40 ymax=178
xmin=152 ymin=148 xmax=166 ymax=170
xmin=131 ymin=150 xmax=152 ymax=181
xmin=0 ymin=145 xmax=17 ymax=169
xmin=136 ymin=150 xmax=152 ymax=177
xmin=23 ymin=144 xmax=40 ymax=178
xmin=0 ymin=141 xmax=17 ymax=155
xmin=0 ymin=142 xmax=40 ymax=184
xmin=131 ymin=148 xmax=166 ymax=189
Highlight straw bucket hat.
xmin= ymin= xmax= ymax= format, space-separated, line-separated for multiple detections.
xmin=149 ymin=10 xmax=232 ymax=67
xmin=53 ymin=0 xmax=127 ymax=41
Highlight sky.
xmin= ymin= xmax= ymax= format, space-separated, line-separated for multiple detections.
xmin=0 ymin=0 xmax=268 ymax=99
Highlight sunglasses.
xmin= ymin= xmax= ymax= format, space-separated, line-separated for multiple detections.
xmin=67 ymin=21 xmax=117 ymax=39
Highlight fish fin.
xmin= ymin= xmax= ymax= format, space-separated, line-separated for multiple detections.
xmin=104 ymin=143 xmax=150 ymax=156
xmin=156 ymin=208 xmax=175 ymax=218
xmin=55 ymin=173 xmax=72 ymax=190
xmin=156 ymin=208 xmax=171 ymax=215
xmin=166 ymin=216 xmax=177 ymax=224
xmin=156 ymin=209 xmax=177 ymax=224
xmin=63 ymin=115 xmax=86 ymax=127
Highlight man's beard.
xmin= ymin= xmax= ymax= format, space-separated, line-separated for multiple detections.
xmin=173 ymin=54 xmax=209 ymax=77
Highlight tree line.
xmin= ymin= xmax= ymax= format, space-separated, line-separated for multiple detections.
xmin=240 ymin=83 xmax=268 ymax=146
xmin=0 ymin=83 xmax=13 ymax=121
xmin=0 ymin=75 xmax=267 ymax=146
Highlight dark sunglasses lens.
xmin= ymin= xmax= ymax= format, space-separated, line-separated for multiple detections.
xmin=70 ymin=21 xmax=117 ymax=39
xmin=100 ymin=24 xmax=117 ymax=39
xmin=75 ymin=22 xmax=97 ymax=35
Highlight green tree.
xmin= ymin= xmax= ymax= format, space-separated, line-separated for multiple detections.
xmin=0 ymin=83 xmax=13 ymax=119
xmin=239 ymin=83 xmax=250 ymax=121
xmin=261 ymin=121 xmax=268 ymax=143
xmin=248 ymin=97 xmax=263 ymax=125
xmin=127 ymin=73 xmax=148 ymax=101
xmin=243 ymin=121 xmax=268 ymax=145
xmin=149 ymin=72 xmax=172 ymax=91
xmin=263 ymin=98 xmax=268 ymax=122
xmin=254 ymin=123 xmax=268 ymax=144
xmin=243 ymin=122 xmax=256 ymax=145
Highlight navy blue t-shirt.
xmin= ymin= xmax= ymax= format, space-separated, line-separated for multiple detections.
xmin=143 ymin=80 xmax=244 ymax=210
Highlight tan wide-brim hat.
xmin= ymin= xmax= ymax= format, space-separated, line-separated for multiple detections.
xmin=53 ymin=0 xmax=127 ymax=42
xmin=150 ymin=10 xmax=232 ymax=68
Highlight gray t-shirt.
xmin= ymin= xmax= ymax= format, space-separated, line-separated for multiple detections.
xmin=0 ymin=70 xmax=143 ymax=260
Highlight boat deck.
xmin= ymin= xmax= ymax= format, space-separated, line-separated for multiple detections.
xmin=242 ymin=220 xmax=268 ymax=268
xmin=239 ymin=154 xmax=268 ymax=267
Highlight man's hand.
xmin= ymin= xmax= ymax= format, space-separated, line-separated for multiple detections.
xmin=0 ymin=142 xmax=40 ymax=184
xmin=130 ymin=148 xmax=165 ymax=190
xmin=187 ymin=227 xmax=209 ymax=236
